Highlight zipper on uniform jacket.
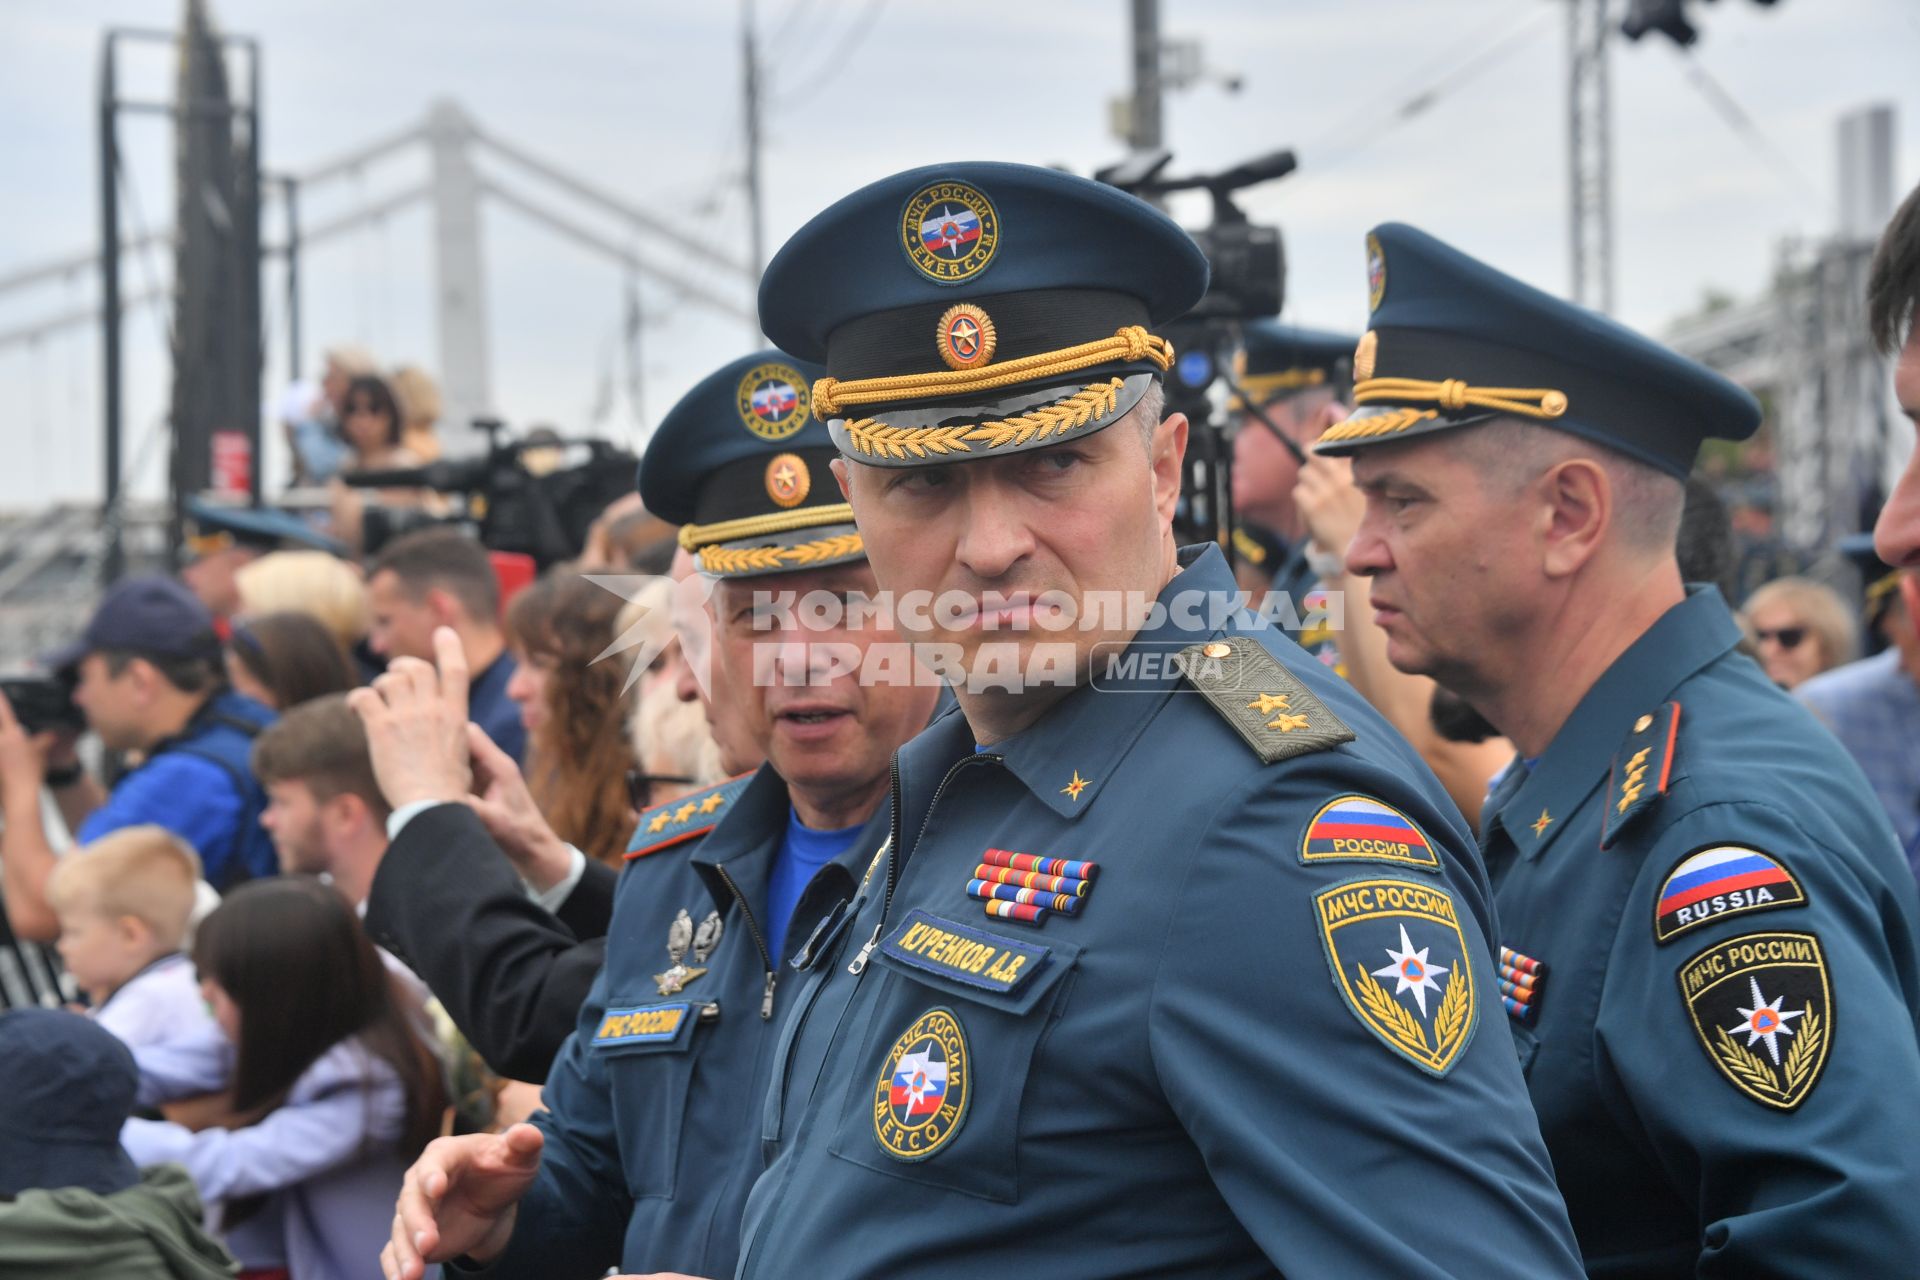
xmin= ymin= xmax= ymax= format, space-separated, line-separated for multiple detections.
xmin=848 ymin=751 xmax=999 ymax=975
xmin=714 ymin=864 xmax=779 ymax=1018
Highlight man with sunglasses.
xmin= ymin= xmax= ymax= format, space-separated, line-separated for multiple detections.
xmin=373 ymin=349 xmax=942 ymax=1280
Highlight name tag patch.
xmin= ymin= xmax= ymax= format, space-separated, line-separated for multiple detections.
xmin=1654 ymin=845 xmax=1805 ymax=944
xmin=881 ymin=909 xmax=1050 ymax=995
xmin=593 ymin=1001 xmax=693 ymax=1048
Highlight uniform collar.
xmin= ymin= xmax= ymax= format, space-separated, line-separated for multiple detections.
xmin=1493 ymin=585 xmax=1740 ymax=860
xmin=990 ymin=543 xmax=1232 ymax=819
xmin=691 ymin=764 xmax=887 ymax=918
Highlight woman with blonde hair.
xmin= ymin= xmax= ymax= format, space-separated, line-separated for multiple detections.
xmin=233 ymin=550 xmax=370 ymax=658
xmin=617 ymin=579 xmax=725 ymax=811
xmin=1739 ymin=575 xmax=1857 ymax=689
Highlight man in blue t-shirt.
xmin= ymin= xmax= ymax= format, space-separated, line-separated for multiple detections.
xmin=0 ymin=576 xmax=278 ymax=943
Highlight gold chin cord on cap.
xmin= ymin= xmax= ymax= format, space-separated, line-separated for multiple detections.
xmin=1317 ymin=377 xmax=1569 ymax=444
xmin=677 ymin=503 xmax=857 ymax=552
xmin=812 ymin=325 xmax=1173 ymax=417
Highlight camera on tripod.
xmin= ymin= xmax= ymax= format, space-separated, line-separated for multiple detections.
xmin=1095 ymin=148 xmax=1296 ymax=554
xmin=341 ymin=419 xmax=639 ymax=569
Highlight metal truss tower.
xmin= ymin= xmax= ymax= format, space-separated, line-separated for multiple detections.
xmin=1568 ymin=0 xmax=1615 ymax=313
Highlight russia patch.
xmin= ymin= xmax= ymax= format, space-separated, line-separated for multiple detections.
xmin=1654 ymin=845 xmax=1806 ymax=944
xmin=873 ymin=1007 xmax=971 ymax=1161
xmin=1301 ymin=795 xmax=1441 ymax=871
xmin=592 ymin=1001 xmax=694 ymax=1049
xmin=1314 ymin=876 xmax=1478 ymax=1077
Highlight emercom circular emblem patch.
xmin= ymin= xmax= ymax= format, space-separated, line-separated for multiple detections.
xmin=736 ymin=363 xmax=810 ymax=440
xmin=1366 ymin=232 xmax=1387 ymax=312
xmin=873 ymin=1007 xmax=970 ymax=1161
xmin=900 ymin=181 xmax=1000 ymax=285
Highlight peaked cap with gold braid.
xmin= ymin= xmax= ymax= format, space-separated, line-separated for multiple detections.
xmin=637 ymin=349 xmax=865 ymax=579
xmin=1313 ymin=223 xmax=1760 ymax=478
xmin=758 ymin=162 xmax=1210 ymax=468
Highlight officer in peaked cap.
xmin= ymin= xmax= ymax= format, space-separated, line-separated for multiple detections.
xmin=179 ymin=496 xmax=345 ymax=620
xmin=713 ymin=162 xmax=1584 ymax=1280
xmin=1316 ymin=221 xmax=1920 ymax=1276
xmin=1228 ymin=320 xmax=1357 ymax=668
xmin=379 ymin=350 xmax=941 ymax=1280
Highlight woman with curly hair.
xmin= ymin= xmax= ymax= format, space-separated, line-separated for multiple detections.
xmin=503 ymin=571 xmax=634 ymax=865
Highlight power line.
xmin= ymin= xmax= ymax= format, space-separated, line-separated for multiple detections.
xmin=769 ymin=0 xmax=889 ymax=110
xmin=1304 ymin=3 xmax=1558 ymax=173
xmin=1669 ymin=45 xmax=1824 ymax=210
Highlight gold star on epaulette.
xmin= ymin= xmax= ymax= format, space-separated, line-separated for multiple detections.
xmin=648 ymin=811 xmax=672 ymax=833
xmin=1061 ymin=771 xmax=1089 ymax=801
xmin=1247 ymin=692 xmax=1291 ymax=716
xmin=699 ymin=791 xmax=727 ymax=814
xmin=1267 ymin=712 xmax=1311 ymax=733
xmin=674 ymin=801 xmax=699 ymax=823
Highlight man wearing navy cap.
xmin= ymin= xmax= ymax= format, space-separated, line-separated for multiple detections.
xmin=1317 ymin=222 xmax=1920 ymax=1274
xmin=375 ymin=351 xmax=941 ymax=1280
xmin=179 ymin=496 xmax=346 ymax=621
xmin=0 ymin=576 xmax=277 ymax=944
xmin=1227 ymin=321 xmax=1355 ymax=674
xmin=611 ymin=163 xmax=1581 ymax=1280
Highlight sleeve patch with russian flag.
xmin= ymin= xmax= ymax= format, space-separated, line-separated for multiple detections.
xmin=1653 ymin=844 xmax=1806 ymax=944
xmin=1300 ymin=795 xmax=1441 ymax=872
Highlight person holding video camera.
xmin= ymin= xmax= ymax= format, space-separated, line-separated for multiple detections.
xmin=0 ymin=577 xmax=277 ymax=944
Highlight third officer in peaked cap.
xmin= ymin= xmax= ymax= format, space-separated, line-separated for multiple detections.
xmin=1318 ymin=221 xmax=1920 ymax=1277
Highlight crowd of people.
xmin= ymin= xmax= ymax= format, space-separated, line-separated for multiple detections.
xmin=0 ymin=158 xmax=1917 ymax=1280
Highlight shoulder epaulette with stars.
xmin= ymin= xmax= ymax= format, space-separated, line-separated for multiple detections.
xmin=1601 ymin=701 xmax=1680 ymax=849
xmin=1177 ymin=636 xmax=1354 ymax=765
xmin=624 ymin=773 xmax=754 ymax=861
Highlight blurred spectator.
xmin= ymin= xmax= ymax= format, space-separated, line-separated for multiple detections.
xmin=337 ymin=374 xmax=417 ymax=474
xmin=1798 ymin=564 xmax=1920 ymax=862
xmin=280 ymin=344 xmax=376 ymax=488
xmin=250 ymin=696 xmax=392 ymax=909
xmin=366 ymin=530 xmax=525 ymax=763
xmin=119 ymin=877 xmax=447 ymax=1280
xmin=1738 ymin=577 xmax=1857 ymax=689
xmin=388 ymin=365 xmax=444 ymax=464
xmin=179 ymin=498 xmax=345 ymax=623
xmin=0 ymin=577 xmax=277 ymax=944
xmin=45 ymin=827 xmax=226 ymax=1108
xmin=233 ymin=550 xmax=371 ymax=662
xmin=225 ymin=613 xmax=357 ymax=711
xmin=577 ymin=492 xmax=675 ymax=574
xmin=616 ymin=580 xmax=724 ymax=807
xmin=329 ymin=375 xmax=434 ymax=559
xmin=0 ymin=1008 xmax=237 ymax=1279
xmin=503 ymin=573 xmax=632 ymax=865
xmin=1677 ymin=474 xmax=1738 ymax=600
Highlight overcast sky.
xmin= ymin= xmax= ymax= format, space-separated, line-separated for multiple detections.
xmin=1 ymin=0 xmax=1916 ymax=508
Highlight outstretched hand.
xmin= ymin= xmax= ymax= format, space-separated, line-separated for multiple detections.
xmin=381 ymin=1123 xmax=544 ymax=1280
